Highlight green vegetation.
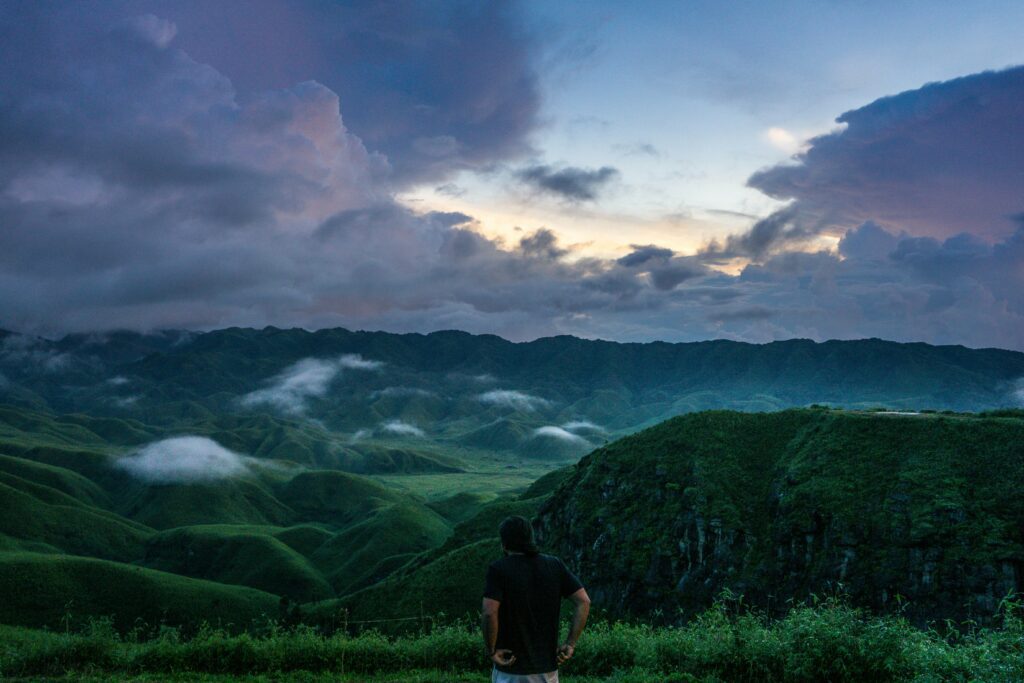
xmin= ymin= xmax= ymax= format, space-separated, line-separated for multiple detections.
xmin=2 ymin=323 xmax=1024 ymax=681
xmin=2 ymin=600 xmax=1022 ymax=682
xmin=0 ymin=552 xmax=278 ymax=631
xmin=538 ymin=409 xmax=1024 ymax=626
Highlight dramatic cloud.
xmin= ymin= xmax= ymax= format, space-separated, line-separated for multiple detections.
xmin=747 ymin=66 xmax=1024 ymax=240
xmin=700 ymin=206 xmax=822 ymax=262
xmin=616 ymin=245 xmax=706 ymax=291
xmin=116 ymin=436 xmax=256 ymax=483
xmin=241 ymin=355 xmax=382 ymax=414
xmin=0 ymin=5 xmax=1022 ymax=351
xmin=532 ymin=425 xmax=589 ymax=445
xmin=478 ymin=389 xmax=551 ymax=411
xmin=380 ymin=419 xmax=425 ymax=437
xmin=515 ymin=165 xmax=619 ymax=201
xmin=0 ymin=1 xmax=539 ymax=186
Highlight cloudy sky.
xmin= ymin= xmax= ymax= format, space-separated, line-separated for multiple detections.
xmin=1 ymin=1 xmax=1023 ymax=348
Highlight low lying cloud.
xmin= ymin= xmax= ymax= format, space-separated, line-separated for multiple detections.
xmin=515 ymin=164 xmax=619 ymax=202
xmin=478 ymin=389 xmax=551 ymax=411
xmin=562 ymin=420 xmax=605 ymax=433
xmin=0 ymin=335 xmax=74 ymax=373
xmin=1012 ymin=379 xmax=1024 ymax=407
xmin=532 ymin=425 xmax=589 ymax=445
xmin=380 ymin=420 xmax=425 ymax=437
xmin=349 ymin=428 xmax=372 ymax=443
xmin=241 ymin=354 xmax=382 ymax=414
xmin=116 ymin=436 xmax=257 ymax=483
xmin=372 ymin=386 xmax=436 ymax=399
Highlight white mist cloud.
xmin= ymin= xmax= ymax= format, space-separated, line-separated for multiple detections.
xmin=0 ymin=334 xmax=73 ymax=372
xmin=116 ymin=436 xmax=256 ymax=483
xmin=372 ymin=386 xmax=436 ymax=398
xmin=477 ymin=389 xmax=551 ymax=411
xmin=1013 ymin=379 xmax=1024 ymax=407
xmin=106 ymin=376 xmax=130 ymax=386
xmin=338 ymin=355 xmax=385 ymax=371
xmin=562 ymin=420 xmax=605 ymax=433
xmin=241 ymin=354 xmax=383 ymax=414
xmin=532 ymin=425 xmax=589 ymax=445
xmin=349 ymin=428 xmax=372 ymax=443
xmin=380 ymin=419 xmax=425 ymax=437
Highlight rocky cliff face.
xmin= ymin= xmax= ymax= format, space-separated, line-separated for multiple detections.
xmin=535 ymin=409 xmax=1024 ymax=626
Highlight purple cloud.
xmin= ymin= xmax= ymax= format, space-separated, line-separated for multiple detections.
xmin=748 ymin=66 xmax=1024 ymax=240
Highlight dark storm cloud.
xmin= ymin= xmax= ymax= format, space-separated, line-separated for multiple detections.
xmin=699 ymin=206 xmax=821 ymax=262
xmin=1 ymin=4 xmax=1023 ymax=350
xmin=515 ymin=165 xmax=620 ymax=201
xmin=747 ymin=66 xmax=1024 ymax=239
xmin=707 ymin=306 xmax=776 ymax=322
xmin=518 ymin=228 xmax=568 ymax=260
xmin=0 ymin=0 xmax=702 ymax=340
xmin=614 ymin=245 xmax=706 ymax=291
xmin=0 ymin=1 xmax=540 ymax=187
xmin=616 ymin=245 xmax=674 ymax=267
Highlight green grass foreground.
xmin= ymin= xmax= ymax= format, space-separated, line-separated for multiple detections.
xmin=3 ymin=601 xmax=1023 ymax=682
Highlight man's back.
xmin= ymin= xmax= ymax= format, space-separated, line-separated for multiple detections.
xmin=484 ymin=552 xmax=582 ymax=675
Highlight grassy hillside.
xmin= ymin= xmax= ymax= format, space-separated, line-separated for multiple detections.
xmin=0 ymin=552 xmax=279 ymax=631
xmin=537 ymin=408 xmax=1024 ymax=625
xmin=0 ymin=478 xmax=151 ymax=561
xmin=143 ymin=526 xmax=333 ymax=602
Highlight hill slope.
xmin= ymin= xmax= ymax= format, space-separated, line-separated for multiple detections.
xmin=536 ymin=409 xmax=1024 ymax=626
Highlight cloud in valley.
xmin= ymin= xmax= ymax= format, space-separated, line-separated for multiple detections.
xmin=372 ymin=386 xmax=436 ymax=399
xmin=478 ymin=389 xmax=551 ymax=411
xmin=380 ymin=420 xmax=425 ymax=437
xmin=562 ymin=420 xmax=605 ymax=433
xmin=241 ymin=355 xmax=382 ymax=414
xmin=116 ymin=436 xmax=258 ymax=483
xmin=533 ymin=425 xmax=589 ymax=445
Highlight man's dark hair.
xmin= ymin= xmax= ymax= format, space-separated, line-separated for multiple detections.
xmin=499 ymin=515 xmax=539 ymax=556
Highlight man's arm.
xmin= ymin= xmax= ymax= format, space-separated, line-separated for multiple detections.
xmin=557 ymin=587 xmax=591 ymax=665
xmin=482 ymin=598 xmax=515 ymax=666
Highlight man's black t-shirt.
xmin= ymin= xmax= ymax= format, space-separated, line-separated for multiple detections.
xmin=483 ymin=553 xmax=583 ymax=675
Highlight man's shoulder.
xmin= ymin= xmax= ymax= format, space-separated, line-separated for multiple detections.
xmin=490 ymin=553 xmax=564 ymax=569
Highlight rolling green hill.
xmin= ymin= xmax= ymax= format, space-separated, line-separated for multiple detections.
xmin=536 ymin=408 xmax=1024 ymax=626
xmin=0 ymin=551 xmax=279 ymax=631
xmin=1 ymin=325 xmax=1023 ymax=638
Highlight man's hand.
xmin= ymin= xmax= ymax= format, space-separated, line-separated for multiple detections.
xmin=490 ymin=648 xmax=516 ymax=666
xmin=556 ymin=643 xmax=575 ymax=665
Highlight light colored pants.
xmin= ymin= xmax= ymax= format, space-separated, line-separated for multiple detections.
xmin=491 ymin=668 xmax=558 ymax=683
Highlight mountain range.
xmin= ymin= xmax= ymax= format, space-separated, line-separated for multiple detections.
xmin=0 ymin=326 xmax=1022 ymax=631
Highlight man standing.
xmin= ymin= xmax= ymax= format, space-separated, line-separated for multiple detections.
xmin=482 ymin=516 xmax=591 ymax=683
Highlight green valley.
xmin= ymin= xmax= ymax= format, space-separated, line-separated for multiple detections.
xmin=0 ymin=327 xmax=1023 ymax=680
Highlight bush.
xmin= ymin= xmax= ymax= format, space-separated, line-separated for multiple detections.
xmin=2 ymin=598 xmax=1023 ymax=681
